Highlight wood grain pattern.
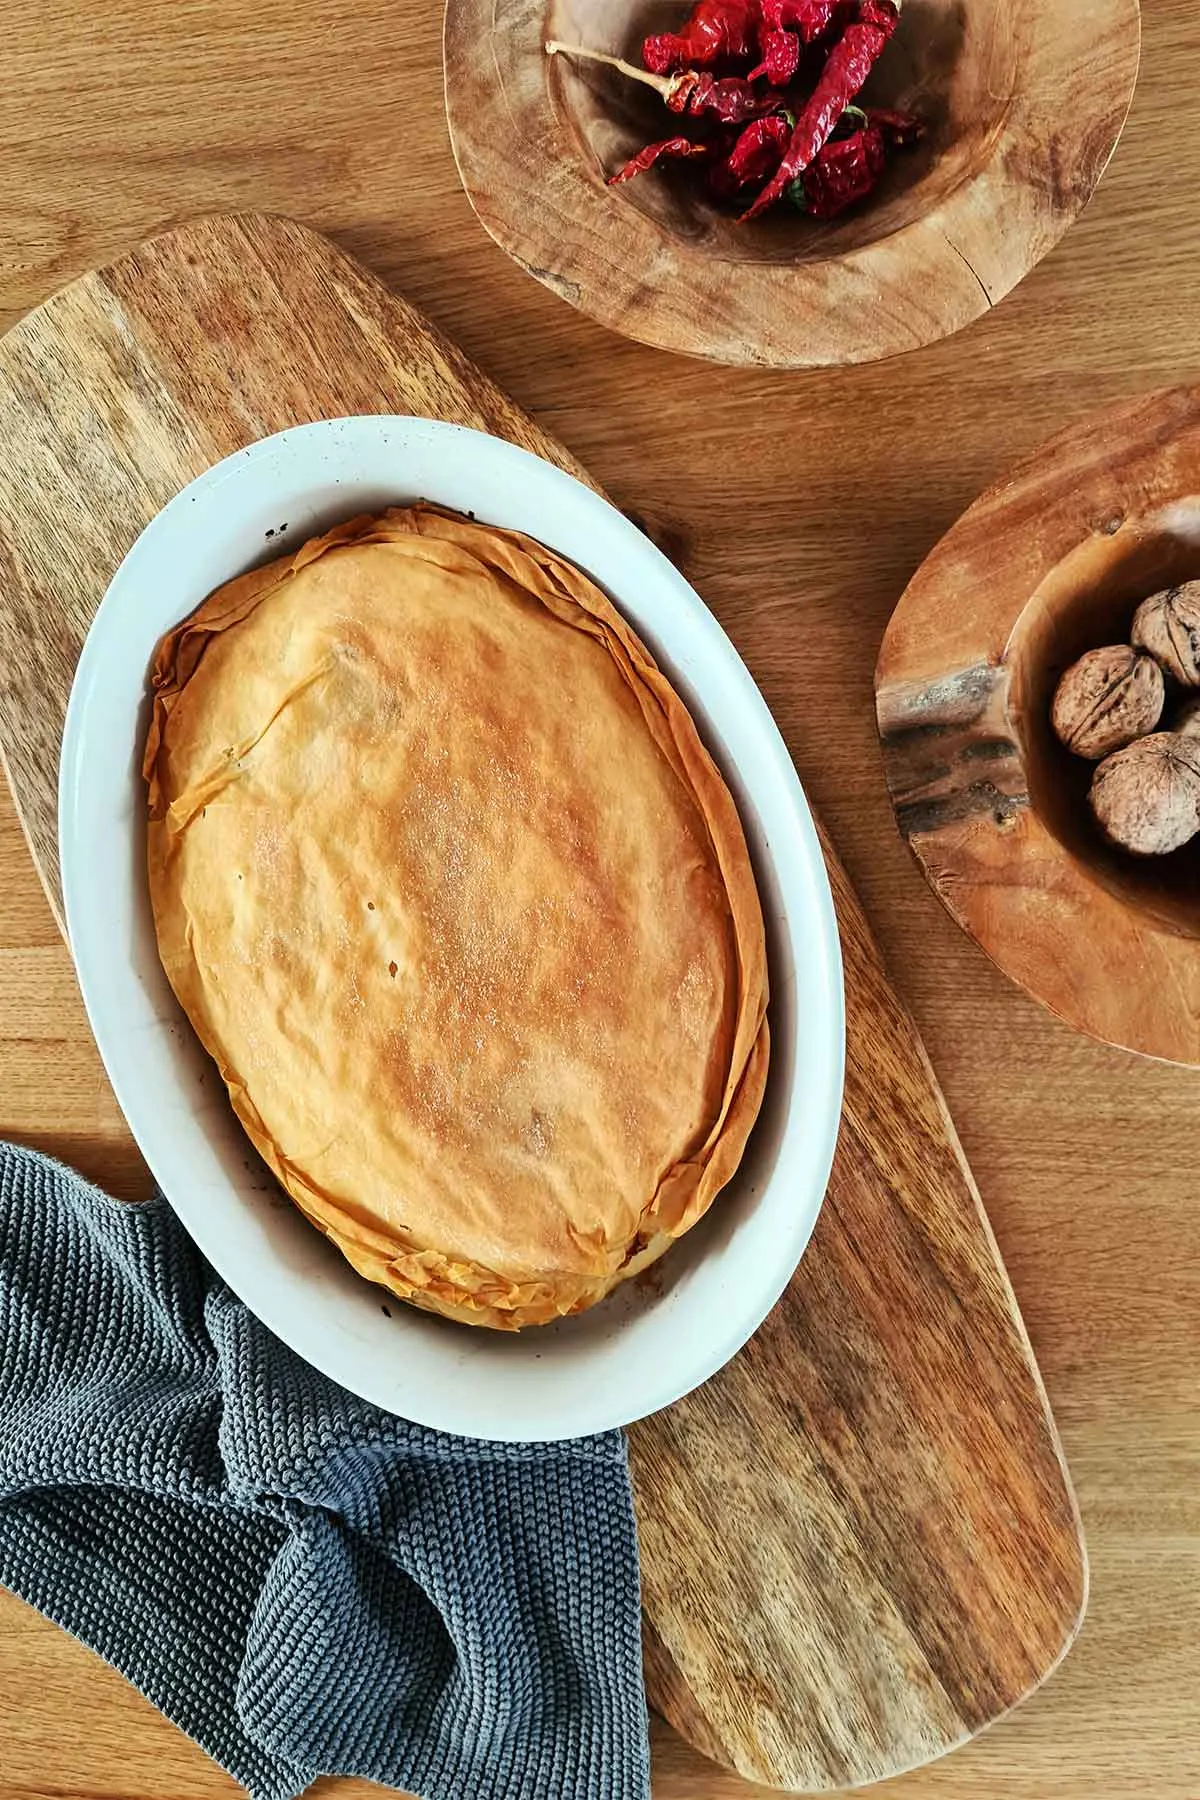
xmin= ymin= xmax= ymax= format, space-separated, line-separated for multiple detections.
xmin=0 ymin=212 xmax=1083 ymax=1791
xmin=2 ymin=3 xmax=1200 ymax=1797
xmin=443 ymin=0 xmax=1141 ymax=368
xmin=631 ymin=849 xmax=1084 ymax=1787
xmin=875 ymin=383 xmax=1200 ymax=1066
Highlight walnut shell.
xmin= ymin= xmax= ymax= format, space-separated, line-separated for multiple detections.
xmin=1131 ymin=581 xmax=1200 ymax=686
xmin=1050 ymin=644 xmax=1164 ymax=759
xmin=1089 ymin=731 xmax=1200 ymax=856
xmin=1173 ymin=694 xmax=1200 ymax=738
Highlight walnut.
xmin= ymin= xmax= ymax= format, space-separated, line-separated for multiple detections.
xmin=1174 ymin=694 xmax=1200 ymax=738
xmin=1131 ymin=581 xmax=1200 ymax=686
xmin=1089 ymin=732 xmax=1200 ymax=855
xmin=1050 ymin=644 xmax=1164 ymax=759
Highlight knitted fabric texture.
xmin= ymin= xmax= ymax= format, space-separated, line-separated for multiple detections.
xmin=0 ymin=1144 xmax=650 ymax=1800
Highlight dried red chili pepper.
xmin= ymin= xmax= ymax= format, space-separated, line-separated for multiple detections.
xmin=708 ymin=113 xmax=791 ymax=198
xmin=642 ymin=0 xmax=758 ymax=76
xmin=674 ymin=70 xmax=783 ymax=122
xmin=608 ymin=134 xmax=715 ymax=186
xmin=740 ymin=0 xmax=900 ymax=219
xmin=866 ymin=106 xmax=924 ymax=147
xmin=749 ymin=29 xmax=801 ymax=85
xmin=762 ymin=0 xmax=841 ymax=34
xmin=748 ymin=0 xmax=840 ymax=83
xmin=794 ymin=122 xmax=886 ymax=216
xmin=545 ymin=41 xmax=783 ymax=127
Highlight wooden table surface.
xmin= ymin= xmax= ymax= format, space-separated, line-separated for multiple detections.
xmin=1 ymin=3 xmax=1198 ymax=1797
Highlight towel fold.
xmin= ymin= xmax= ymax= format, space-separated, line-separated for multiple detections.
xmin=0 ymin=1143 xmax=650 ymax=1800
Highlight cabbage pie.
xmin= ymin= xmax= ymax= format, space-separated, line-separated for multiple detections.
xmin=144 ymin=506 xmax=768 ymax=1329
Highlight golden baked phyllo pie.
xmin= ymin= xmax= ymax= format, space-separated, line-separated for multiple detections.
xmin=144 ymin=505 xmax=769 ymax=1329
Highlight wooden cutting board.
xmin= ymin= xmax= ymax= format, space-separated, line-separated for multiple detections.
xmin=0 ymin=213 xmax=1085 ymax=1793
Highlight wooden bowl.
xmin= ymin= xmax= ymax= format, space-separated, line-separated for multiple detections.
xmin=876 ymin=384 xmax=1200 ymax=1067
xmin=443 ymin=0 xmax=1140 ymax=368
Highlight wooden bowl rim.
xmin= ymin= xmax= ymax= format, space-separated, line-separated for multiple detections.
xmin=444 ymin=0 xmax=1141 ymax=368
xmin=876 ymin=381 xmax=1200 ymax=1066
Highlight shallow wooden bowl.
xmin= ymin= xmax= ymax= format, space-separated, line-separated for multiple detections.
xmin=876 ymin=383 xmax=1200 ymax=1067
xmin=444 ymin=0 xmax=1140 ymax=367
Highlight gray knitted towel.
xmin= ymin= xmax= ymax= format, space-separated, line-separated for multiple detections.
xmin=0 ymin=1143 xmax=650 ymax=1800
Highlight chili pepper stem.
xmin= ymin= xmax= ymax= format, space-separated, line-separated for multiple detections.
xmin=544 ymin=40 xmax=679 ymax=101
